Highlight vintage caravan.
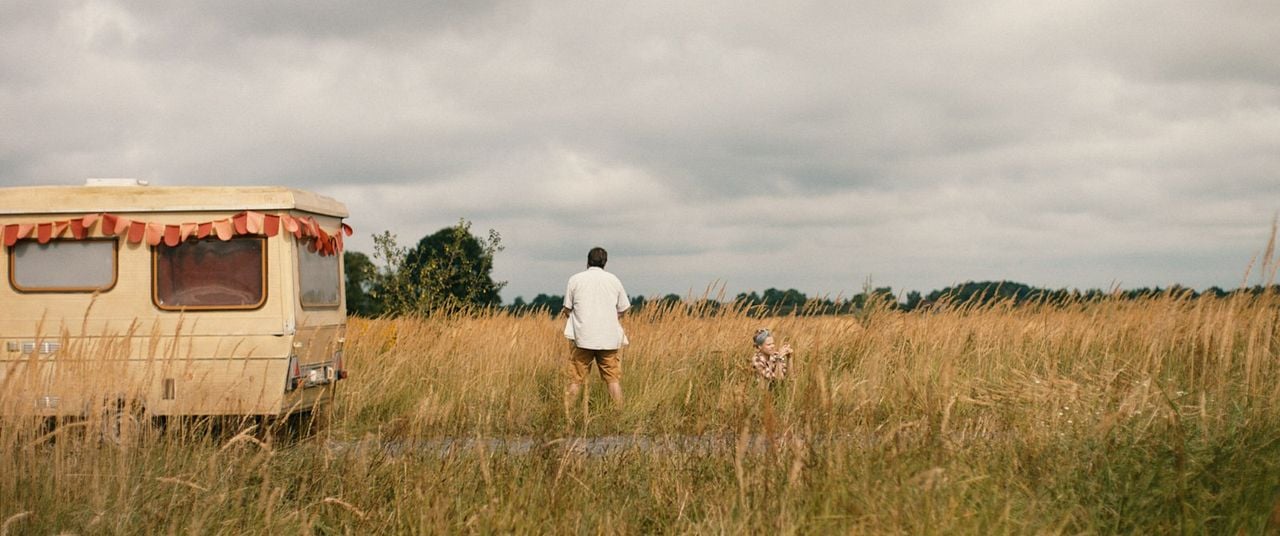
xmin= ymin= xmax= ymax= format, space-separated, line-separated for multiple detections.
xmin=0 ymin=180 xmax=351 ymax=430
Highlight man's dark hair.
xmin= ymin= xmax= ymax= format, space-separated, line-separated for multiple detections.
xmin=587 ymin=247 xmax=608 ymax=268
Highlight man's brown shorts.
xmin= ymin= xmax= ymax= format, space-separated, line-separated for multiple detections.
xmin=568 ymin=346 xmax=621 ymax=384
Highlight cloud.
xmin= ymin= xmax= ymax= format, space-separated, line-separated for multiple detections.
xmin=1 ymin=1 xmax=1277 ymax=300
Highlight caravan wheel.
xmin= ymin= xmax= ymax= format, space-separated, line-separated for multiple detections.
xmin=98 ymin=399 xmax=157 ymax=446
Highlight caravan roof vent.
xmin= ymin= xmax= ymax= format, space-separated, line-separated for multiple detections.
xmin=85 ymin=178 xmax=149 ymax=187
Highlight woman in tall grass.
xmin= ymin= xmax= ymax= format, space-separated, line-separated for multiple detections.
xmin=750 ymin=327 xmax=793 ymax=382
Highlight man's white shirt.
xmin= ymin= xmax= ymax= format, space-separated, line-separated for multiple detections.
xmin=563 ymin=267 xmax=630 ymax=350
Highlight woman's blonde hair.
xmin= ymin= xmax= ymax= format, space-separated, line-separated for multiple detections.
xmin=753 ymin=328 xmax=770 ymax=346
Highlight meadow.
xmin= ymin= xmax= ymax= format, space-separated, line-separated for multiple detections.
xmin=3 ymin=291 xmax=1280 ymax=534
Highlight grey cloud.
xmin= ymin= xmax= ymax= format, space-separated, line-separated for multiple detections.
xmin=1083 ymin=2 xmax=1280 ymax=85
xmin=3 ymin=1 xmax=1278 ymax=301
xmin=125 ymin=1 xmax=517 ymax=52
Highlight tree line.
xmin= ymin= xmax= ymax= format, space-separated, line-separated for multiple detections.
xmin=344 ymin=222 xmax=1278 ymax=317
xmin=502 ymin=281 xmax=1279 ymax=318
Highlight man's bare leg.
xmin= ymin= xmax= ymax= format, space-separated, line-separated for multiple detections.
xmin=606 ymin=382 xmax=623 ymax=404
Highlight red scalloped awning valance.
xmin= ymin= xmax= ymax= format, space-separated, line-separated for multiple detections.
xmin=2 ymin=211 xmax=354 ymax=256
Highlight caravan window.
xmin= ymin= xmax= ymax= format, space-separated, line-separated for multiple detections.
xmin=154 ymin=237 xmax=266 ymax=310
xmin=298 ymin=241 xmax=340 ymax=308
xmin=9 ymin=239 xmax=117 ymax=292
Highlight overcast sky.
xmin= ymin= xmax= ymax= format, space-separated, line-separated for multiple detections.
xmin=2 ymin=1 xmax=1278 ymax=302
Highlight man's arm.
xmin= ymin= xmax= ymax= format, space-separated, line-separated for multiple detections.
xmin=615 ymin=279 xmax=630 ymax=318
xmin=562 ymin=278 xmax=575 ymax=318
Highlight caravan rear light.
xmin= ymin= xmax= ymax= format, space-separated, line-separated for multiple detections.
xmin=333 ymin=350 xmax=348 ymax=380
xmin=285 ymin=355 xmax=302 ymax=391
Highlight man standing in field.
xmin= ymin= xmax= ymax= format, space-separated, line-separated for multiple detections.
xmin=562 ymin=246 xmax=630 ymax=410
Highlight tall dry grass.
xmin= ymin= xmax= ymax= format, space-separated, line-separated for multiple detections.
xmin=3 ymin=291 xmax=1280 ymax=533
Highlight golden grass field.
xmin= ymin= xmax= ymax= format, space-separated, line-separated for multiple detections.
xmin=3 ymin=292 xmax=1280 ymax=534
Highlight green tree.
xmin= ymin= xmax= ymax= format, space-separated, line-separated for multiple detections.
xmin=903 ymin=290 xmax=923 ymax=311
xmin=372 ymin=219 xmax=506 ymax=316
xmin=519 ymin=293 xmax=564 ymax=316
xmin=761 ymin=288 xmax=807 ymax=314
xmin=343 ymin=251 xmax=381 ymax=316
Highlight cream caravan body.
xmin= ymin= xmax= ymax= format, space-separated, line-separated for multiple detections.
xmin=0 ymin=181 xmax=350 ymax=419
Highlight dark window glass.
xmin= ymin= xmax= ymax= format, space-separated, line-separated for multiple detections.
xmin=154 ymin=238 xmax=265 ymax=310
